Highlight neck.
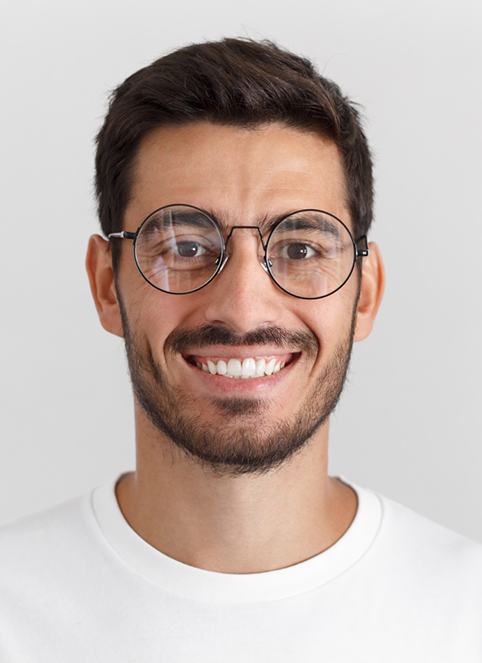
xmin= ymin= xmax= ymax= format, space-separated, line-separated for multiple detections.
xmin=115 ymin=410 xmax=358 ymax=574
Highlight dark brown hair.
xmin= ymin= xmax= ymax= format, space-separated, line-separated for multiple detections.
xmin=95 ymin=37 xmax=374 ymax=275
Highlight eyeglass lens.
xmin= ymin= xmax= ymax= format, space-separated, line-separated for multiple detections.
xmin=134 ymin=205 xmax=356 ymax=298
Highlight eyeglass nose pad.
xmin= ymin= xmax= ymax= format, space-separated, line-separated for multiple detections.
xmin=261 ymin=257 xmax=272 ymax=274
xmin=214 ymin=253 xmax=229 ymax=273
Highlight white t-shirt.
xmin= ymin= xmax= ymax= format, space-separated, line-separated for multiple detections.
xmin=0 ymin=472 xmax=481 ymax=662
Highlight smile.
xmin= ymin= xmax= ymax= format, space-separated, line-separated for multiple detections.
xmin=183 ymin=353 xmax=300 ymax=379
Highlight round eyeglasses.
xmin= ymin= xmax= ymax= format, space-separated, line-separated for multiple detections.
xmin=107 ymin=203 xmax=369 ymax=300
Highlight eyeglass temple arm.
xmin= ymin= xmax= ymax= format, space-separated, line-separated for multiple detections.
xmin=355 ymin=235 xmax=369 ymax=257
xmin=107 ymin=231 xmax=136 ymax=241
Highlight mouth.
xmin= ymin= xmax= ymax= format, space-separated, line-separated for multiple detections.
xmin=182 ymin=351 xmax=302 ymax=379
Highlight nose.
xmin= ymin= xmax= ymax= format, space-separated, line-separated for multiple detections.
xmin=219 ymin=226 xmax=270 ymax=276
xmin=201 ymin=227 xmax=286 ymax=334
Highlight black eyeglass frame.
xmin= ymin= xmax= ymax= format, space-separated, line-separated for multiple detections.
xmin=107 ymin=203 xmax=369 ymax=300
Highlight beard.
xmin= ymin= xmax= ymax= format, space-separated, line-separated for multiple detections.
xmin=115 ymin=287 xmax=358 ymax=479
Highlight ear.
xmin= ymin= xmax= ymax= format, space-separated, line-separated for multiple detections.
xmin=354 ymin=241 xmax=385 ymax=341
xmin=85 ymin=234 xmax=124 ymax=338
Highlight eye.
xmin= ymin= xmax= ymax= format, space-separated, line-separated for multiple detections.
xmin=150 ymin=236 xmax=214 ymax=260
xmin=279 ymin=242 xmax=317 ymax=260
xmin=174 ymin=240 xmax=208 ymax=258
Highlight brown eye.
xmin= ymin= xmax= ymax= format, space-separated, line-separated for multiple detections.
xmin=175 ymin=241 xmax=205 ymax=257
xmin=284 ymin=243 xmax=314 ymax=259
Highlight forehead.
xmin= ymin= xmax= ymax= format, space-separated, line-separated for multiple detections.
xmin=125 ymin=120 xmax=350 ymax=231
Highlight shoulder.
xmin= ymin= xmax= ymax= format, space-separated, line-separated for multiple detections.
xmin=346 ymin=482 xmax=482 ymax=654
xmin=0 ymin=491 xmax=99 ymax=580
xmin=0 ymin=492 xmax=90 ymax=538
xmin=378 ymin=489 xmax=482 ymax=558
xmin=371 ymin=486 xmax=482 ymax=599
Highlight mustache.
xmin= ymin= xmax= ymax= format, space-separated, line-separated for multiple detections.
xmin=166 ymin=324 xmax=319 ymax=357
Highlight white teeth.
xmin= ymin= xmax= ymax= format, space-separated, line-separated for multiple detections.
xmin=216 ymin=359 xmax=227 ymax=375
xmin=207 ymin=360 xmax=217 ymax=375
xmin=194 ymin=356 xmax=290 ymax=378
xmin=255 ymin=358 xmax=266 ymax=377
xmin=227 ymin=358 xmax=242 ymax=377
xmin=265 ymin=358 xmax=276 ymax=375
xmin=241 ymin=358 xmax=256 ymax=379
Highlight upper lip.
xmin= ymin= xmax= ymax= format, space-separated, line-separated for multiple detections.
xmin=181 ymin=346 xmax=300 ymax=360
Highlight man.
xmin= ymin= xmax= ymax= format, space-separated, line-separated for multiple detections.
xmin=0 ymin=37 xmax=481 ymax=661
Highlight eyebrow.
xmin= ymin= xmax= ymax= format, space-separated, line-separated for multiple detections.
xmin=145 ymin=207 xmax=344 ymax=238
xmin=273 ymin=216 xmax=342 ymax=237
xmin=144 ymin=210 xmax=216 ymax=232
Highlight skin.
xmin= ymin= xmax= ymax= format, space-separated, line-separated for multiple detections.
xmin=85 ymin=120 xmax=385 ymax=573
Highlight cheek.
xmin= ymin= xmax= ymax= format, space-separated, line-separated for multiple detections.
xmin=127 ymin=289 xmax=187 ymax=355
xmin=302 ymin=286 xmax=357 ymax=348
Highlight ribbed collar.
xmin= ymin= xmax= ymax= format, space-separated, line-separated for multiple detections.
xmin=89 ymin=471 xmax=383 ymax=604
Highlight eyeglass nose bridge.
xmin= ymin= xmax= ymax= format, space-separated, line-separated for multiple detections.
xmin=215 ymin=225 xmax=271 ymax=276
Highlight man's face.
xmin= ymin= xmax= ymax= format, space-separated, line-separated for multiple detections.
xmin=112 ymin=121 xmax=362 ymax=477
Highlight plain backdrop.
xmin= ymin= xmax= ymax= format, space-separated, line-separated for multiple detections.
xmin=1 ymin=0 xmax=481 ymax=541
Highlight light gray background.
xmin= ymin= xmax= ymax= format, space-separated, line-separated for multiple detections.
xmin=1 ymin=0 xmax=481 ymax=541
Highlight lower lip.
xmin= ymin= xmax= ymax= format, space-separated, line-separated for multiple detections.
xmin=181 ymin=356 xmax=300 ymax=394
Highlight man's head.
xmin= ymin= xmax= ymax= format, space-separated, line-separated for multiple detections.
xmin=86 ymin=38 xmax=384 ymax=478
